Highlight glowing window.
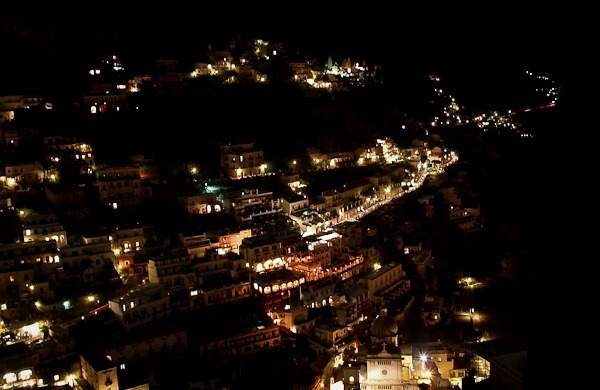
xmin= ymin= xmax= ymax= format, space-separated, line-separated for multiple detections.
xmin=3 ymin=373 xmax=17 ymax=383
xmin=19 ymin=369 xmax=32 ymax=380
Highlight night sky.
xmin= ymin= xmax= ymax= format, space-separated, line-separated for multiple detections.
xmin=1 ymin=11 xmax=563 ymax=101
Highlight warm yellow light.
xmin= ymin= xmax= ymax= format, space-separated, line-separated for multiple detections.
xmin=19 ymin=369 xmax=32 ymax=380
xmin=4 ymin=373 xmax=17 ymax=383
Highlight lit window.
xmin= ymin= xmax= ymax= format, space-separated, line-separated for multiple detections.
xmin=3 ymin=373 xmax=17 ymax=383
xmin=18 ymin=369 xmax=32 ymax=380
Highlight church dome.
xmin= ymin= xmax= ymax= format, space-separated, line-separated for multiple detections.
xmin=370 ymin=314 xmax=398 ymax=338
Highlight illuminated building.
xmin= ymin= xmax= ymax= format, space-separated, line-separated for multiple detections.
xmin=59 ymin=240 xmax=117 ymax=283
xmin=219 ymin=142 xmax=265 ymax=179
xmin=196 ymin=321 xmax=281 ymax=360
xmin=97 ymin=166 xmax=145 ymax=210
xmin=108 ymin=283 xmax=170 ymax=331
xmin=79 ymin=350 xmax=120 ymax=390
xmin=178 ymin=193 xmax=221 ymax=215
xmin=0 ymin=240 xmax=59 ymax=276
xmin=43 ymin=135 xmax=96 ymax=180
xmin=21 ymin=212 xmax=68 ymax=248
xmin=359 ymin=262 xmax=410 ymax=305
xmin=2 ymin=162 xmax=44 ymax=190
xmin=462 ymin=336 xmax=527 ymax=389
xmin=0 ymin=342 xmax=37 ymax=388
xmin=219 ymin=188 xmax=283 ymax=230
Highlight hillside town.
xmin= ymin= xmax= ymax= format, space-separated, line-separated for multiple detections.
xmin=0 ymin=35 xmax=541 ymax=389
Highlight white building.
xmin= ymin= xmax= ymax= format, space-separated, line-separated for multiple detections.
xmin=108 ymin=283 xmax=170 ymax=331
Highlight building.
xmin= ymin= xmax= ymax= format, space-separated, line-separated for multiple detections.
xmin=79 ymin=350 xmax=119 ymax=390
xmin=107 ymin=224 xmax=145 ymax=257
xmin=212 ymin=228 xmax=252 ymax=254
xmin=462 ymin=336 xmax=527 ymax=390
xmin=147 ymin=249 xmax=196 ymax=295
xmin=314 ymin=322 xmax=350 ymax=348
xmin=219 ymin=188 xmax=286 ymax=234
xmin=0 ymin=342 xmax=37 ymax=389
xmin=0 ymin=240 xmax=60 ymax=276
xmin=239 ymin=233 xmax=287 ymax=272
xmin=334 ymin=312 xmax=420 ymax=390
xmin=2 ymin=162 xmax=44 ymax=190
xmin=179 ymin=193 xmax=221 ymax=215
xmin=281 ymin=192 xmax=310 ymax=216
xmin=83 ymin=54 xmax=129 ymax=114
xmin=219 ymin=142 xmax=265 ymax=179
xmin=197 ymin=321 xmax=281 ymax=360
xmin=43 ymin=135 xmax=96 ymax=182
xmin=189 ymin=249 xmax=252 ymax=309
xmin=108 ymin=283 xmax=170 ymax=331
xmin=96 ymin=166 xmax=145 ymax=209
xmin=359 ymin=262 xmax=409 ymax=302
xmin=58 ymin=240 xmax=117 ymax=283
xmin=403 ymin=240 xmax=433 ymax=279
xmin=21 ymin=213 xmax=68 ymax=248
xmin=178 ymin=232 xmax=214 ymax=257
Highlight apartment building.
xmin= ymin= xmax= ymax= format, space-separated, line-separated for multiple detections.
xmin=219 ymin=142 xmax=265 ymax=179
xmin=108 ymin=283 xmax=170 ymax=331
xmin=21 ymin=213 xmax=68 ymax=248
xmin=96 ymin=166 xmax=144 ymax=209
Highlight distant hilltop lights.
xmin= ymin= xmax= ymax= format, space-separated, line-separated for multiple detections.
xmin=524 ymin=69 xmax=559 ymax=106
xmin=88 ymin=54 xmax=125 ymax=76
xmin=78 ymin=38 xmax=381 ymax=110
